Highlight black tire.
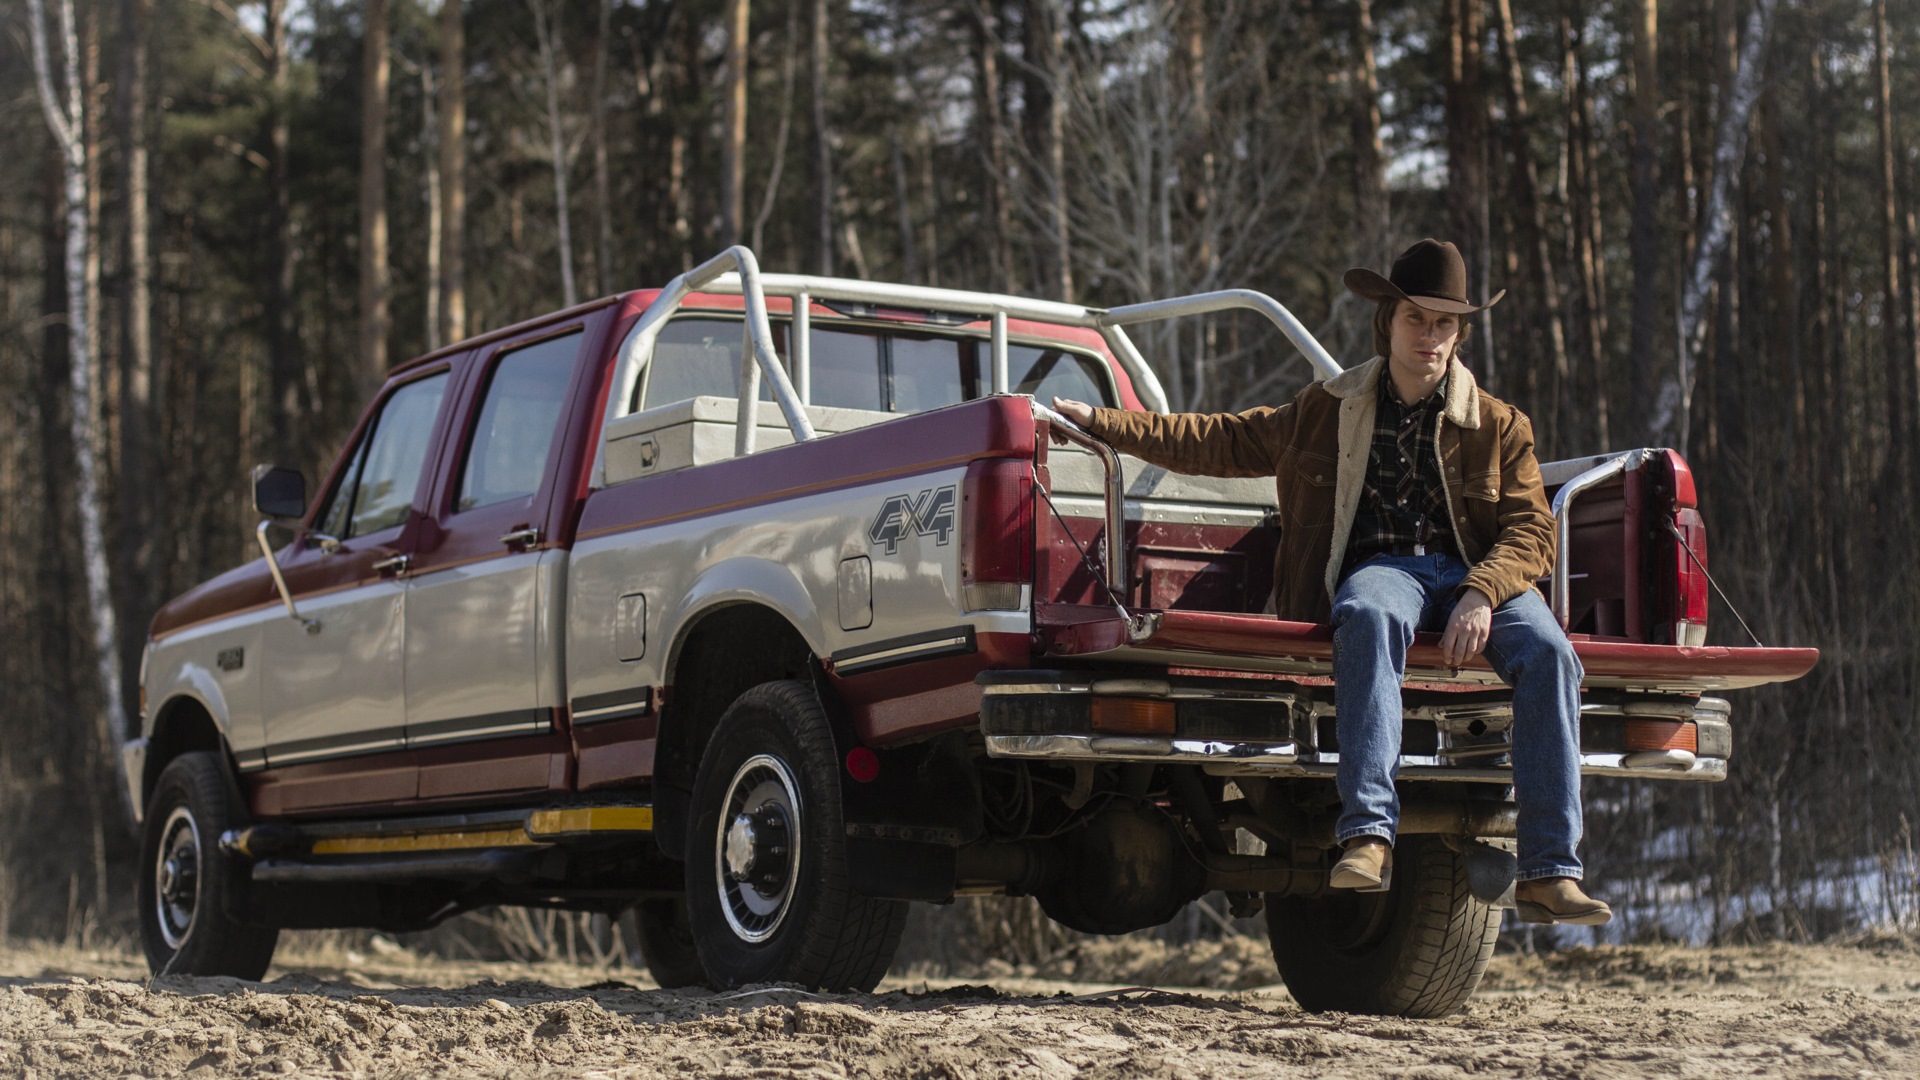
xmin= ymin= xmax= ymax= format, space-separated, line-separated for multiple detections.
xmin=632 ymin=897 xmax=709 ymax=988
xmin=136 ymin=752 xmax=280 ymax=979
xmin=1266 ymin=836 xmax=1499 ymax=1017
xmin=685 ymin=679 xmax=907 ymax=991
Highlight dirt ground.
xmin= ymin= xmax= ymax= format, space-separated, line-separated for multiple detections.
xmin=2 ymin=932 xmax=1916 ymax=1079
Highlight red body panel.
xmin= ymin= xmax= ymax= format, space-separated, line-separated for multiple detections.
xmin=576 ymin=394 xmax=1037 ymax=540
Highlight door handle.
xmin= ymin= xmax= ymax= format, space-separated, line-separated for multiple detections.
xmin=499 ymin=526 xmax=542 ymax=548
xmin=371 ymin=552 xmax=411 ymax=576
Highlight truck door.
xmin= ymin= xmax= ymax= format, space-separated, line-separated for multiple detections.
xmin=401 ymin=325 xmax=586 ymax=798
xmin=258 ymin=367 xmax=451 ymax=799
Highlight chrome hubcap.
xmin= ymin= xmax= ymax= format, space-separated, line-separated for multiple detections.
xmin=713 ymin=754 xmax=801 ymax=943
xmin=153 ymin=806 xmax=203 ymax=951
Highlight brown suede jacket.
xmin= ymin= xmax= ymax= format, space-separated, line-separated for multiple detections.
xmin=1083 ymin=355 xmax=1556 ymax=623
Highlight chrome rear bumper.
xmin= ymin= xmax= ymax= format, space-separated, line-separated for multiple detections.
xmin=977 ymin=670 xmax=1731 ymax=782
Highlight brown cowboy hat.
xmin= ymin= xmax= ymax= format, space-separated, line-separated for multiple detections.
xmin=1343 ymin=238 xmax=1506 ymax=315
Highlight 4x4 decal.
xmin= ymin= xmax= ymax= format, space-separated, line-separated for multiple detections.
xmin=868 ymin=485 xmax=956 ymax=554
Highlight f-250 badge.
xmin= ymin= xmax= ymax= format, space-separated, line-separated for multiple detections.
xmin=868 ymin=485 xmax=956 ymax=554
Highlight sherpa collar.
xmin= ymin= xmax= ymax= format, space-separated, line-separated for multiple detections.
xmin=1322 ymin=355 xmax=1480 ymax=430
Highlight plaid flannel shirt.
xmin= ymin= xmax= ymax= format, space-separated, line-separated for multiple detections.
xmin=1346 ymin=372 xmax=1457 ymax=564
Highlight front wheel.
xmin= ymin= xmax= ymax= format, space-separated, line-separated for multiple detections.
xmin=136 ymin=752 xmax=280 ymax=979
xmin=1266 ymin=836 xmax=1499 ymax=1017
xmin=685 ymin=680 xmax=906 ymax=991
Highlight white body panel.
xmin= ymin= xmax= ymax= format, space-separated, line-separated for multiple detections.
xmin=259 ymin=579 xmax=408 ymax=763
xmin=143 ymin=604 xmax=271 ymax=769
xmin=568 ymin=455 xmax=1027 ymax=706
xmin=403 ymin=549 xmax=551 ymax=745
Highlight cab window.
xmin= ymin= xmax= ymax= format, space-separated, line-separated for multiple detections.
xmin=457 ymin=332 xmax=580 ymax=512
xmin=315 ymin=371 xmax=449 ymax=540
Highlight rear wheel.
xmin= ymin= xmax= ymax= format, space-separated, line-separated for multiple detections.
xmin=685 ymin=679 xmax=907 ymax=991
xmin=631 ymin=897 xmax=708 ymax=988
xmin=136 ymin=752 xmax=280 ymax=979
xmin=1266 ymin=836 xmax=1499 ymax=1017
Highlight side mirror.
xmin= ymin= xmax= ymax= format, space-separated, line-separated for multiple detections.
xmin=251 ymin=464 xmax=307 ymax=521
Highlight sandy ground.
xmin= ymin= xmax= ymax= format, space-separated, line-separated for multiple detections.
xmin=2 ymin=933 xmax=1917 ymax=1078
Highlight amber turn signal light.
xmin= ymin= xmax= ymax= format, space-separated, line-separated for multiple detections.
xmin=1624 ymin=719 xmax=1698 ymax=753
xmin=1090 ymin=697 xmax=1175 ymax=736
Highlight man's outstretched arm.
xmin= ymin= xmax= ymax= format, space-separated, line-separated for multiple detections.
xmin=1049 ymin=396 xmax=1293 ymax=480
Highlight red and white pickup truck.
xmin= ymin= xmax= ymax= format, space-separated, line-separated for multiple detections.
xmin=127 ymin=249 xmax=1816 ymax=1015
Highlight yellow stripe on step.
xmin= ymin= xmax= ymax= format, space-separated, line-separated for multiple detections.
xmin=310 ymin=827 xmax=536 ymax=855
xmin=525 ymin=806 xmax=654 ymax=838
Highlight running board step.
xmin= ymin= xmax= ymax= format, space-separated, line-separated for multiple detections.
xmin=251 ymin=849 xmax=541 ymax=884
xmin=221 ymin=804 xmax=654 ymax=860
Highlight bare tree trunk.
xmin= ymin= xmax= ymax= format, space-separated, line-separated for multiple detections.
xmin=28 ymin=0 xmax=130 ymax=791
xmin=972 ymin=2 xmax=1015 ymax=291
xmin=1027 ymin=0 xmax=1071 ymax=300
xmin=438 ymin=0 xmax=466 ymax=343
xmin=888 ymin=6 xmax=918 ymax=281
xmin=423 ymin=62 xmax=441 ymax=349
xmin=1443 ymin=0 xmax=1492 ymax=383
xmin=1809 ymin=44 xmax=1848 ymax=521
xmin=750 ymin=3 xmax=799 ymax=254
xmin=1561 ymin=1 xmax=1610 ymax=448
xmin=264 ymin=0 xmax=299 ymax=460
xmin=1647 ymin=0 xmax=1775 ymax=446
xmin=1351 ymin=0 xmax=1390 ymax=270
xmin=721 ymin=0 xmax=748 ymax=247
xmin=920 ymin=128 xmax=939 ymax=286
xmin=1874 ymin=0 xmax=1907 ymax=486
xmin=1760 ymin=52 xmax=1799 ymax=450
xmin=1629 ymin=0 xmax=1661 ymax=437
xmin=1492 ymin=0 xmax=1571 ymax=441
xmin=359 ymin=0 xmax=391 ymax=396
xmin=529 ymin=0 xmax=577 ymax=306
xmin=115 ymin=0 xmax=155 ymax=714
xmin=809 ymin=0 xmax=832 ymax=273
xmin=591 ymin=0 xmax=613 ymax=295
xmin=81 ymin=4 xmax=103 ymax=467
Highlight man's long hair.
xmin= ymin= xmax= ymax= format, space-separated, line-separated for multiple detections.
xmin=1373 ymin=299 xmax=1473 ymax=361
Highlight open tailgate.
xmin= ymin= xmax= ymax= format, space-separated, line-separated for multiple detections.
xmin=1036 ymin=606 xmax=1819 ymax=692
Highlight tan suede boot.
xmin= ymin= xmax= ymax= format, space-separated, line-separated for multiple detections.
xmin=1330 ymin=837 xmax=1393 ymax=892
xmin=1514 ymin=877 xmax=1613 ymax=925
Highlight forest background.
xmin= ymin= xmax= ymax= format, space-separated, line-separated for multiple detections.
xmin=1 ymin=0 xmax=1917 ymax=958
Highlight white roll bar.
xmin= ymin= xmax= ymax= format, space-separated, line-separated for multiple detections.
xmin=606 ymin=246 xmax=816 ymax=458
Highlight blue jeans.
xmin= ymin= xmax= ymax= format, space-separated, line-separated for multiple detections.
xmin=1330 ymin=552 xmax=1585 ymax=881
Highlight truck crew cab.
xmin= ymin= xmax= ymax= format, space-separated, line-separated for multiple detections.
xmin=127 ymin=249 xmax=1817 ymax=1014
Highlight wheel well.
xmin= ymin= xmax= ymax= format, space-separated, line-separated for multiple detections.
xmin=661 ymin=604 xmax=816 ymax=792
xmin=146 ymin=697 xmax=230 ymax=815
xmin=655 ymin=605 xmax=817 ymax=857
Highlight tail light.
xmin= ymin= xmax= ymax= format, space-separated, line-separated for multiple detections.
xmin=1090 ymin=697 xmax=1176 ymax=735
xmin=1625 ymin=718 xmax=1699 ymax=753
xmin=960 ymin=457 xmax=1033 ymax=611
xmin=1670 ymin=508 xmax=1709 ymax=646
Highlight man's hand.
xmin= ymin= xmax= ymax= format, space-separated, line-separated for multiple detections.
xmin=1048 ymin=398 xmax=1095 ymax=445
xmin=1440 ymin=588 xmax=1493 ymax=667
xmin=1051 ymin=397 xmax=1094 ymax=427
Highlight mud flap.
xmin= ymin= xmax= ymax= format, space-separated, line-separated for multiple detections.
xmin=1465 ymin=839 xmax=1518 ymax=908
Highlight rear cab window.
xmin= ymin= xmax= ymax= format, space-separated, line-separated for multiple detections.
xmin=457 ymin=330 xmax=582 ymax=513
xmin=637 ymin=315 xmax=1115 ymax=413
